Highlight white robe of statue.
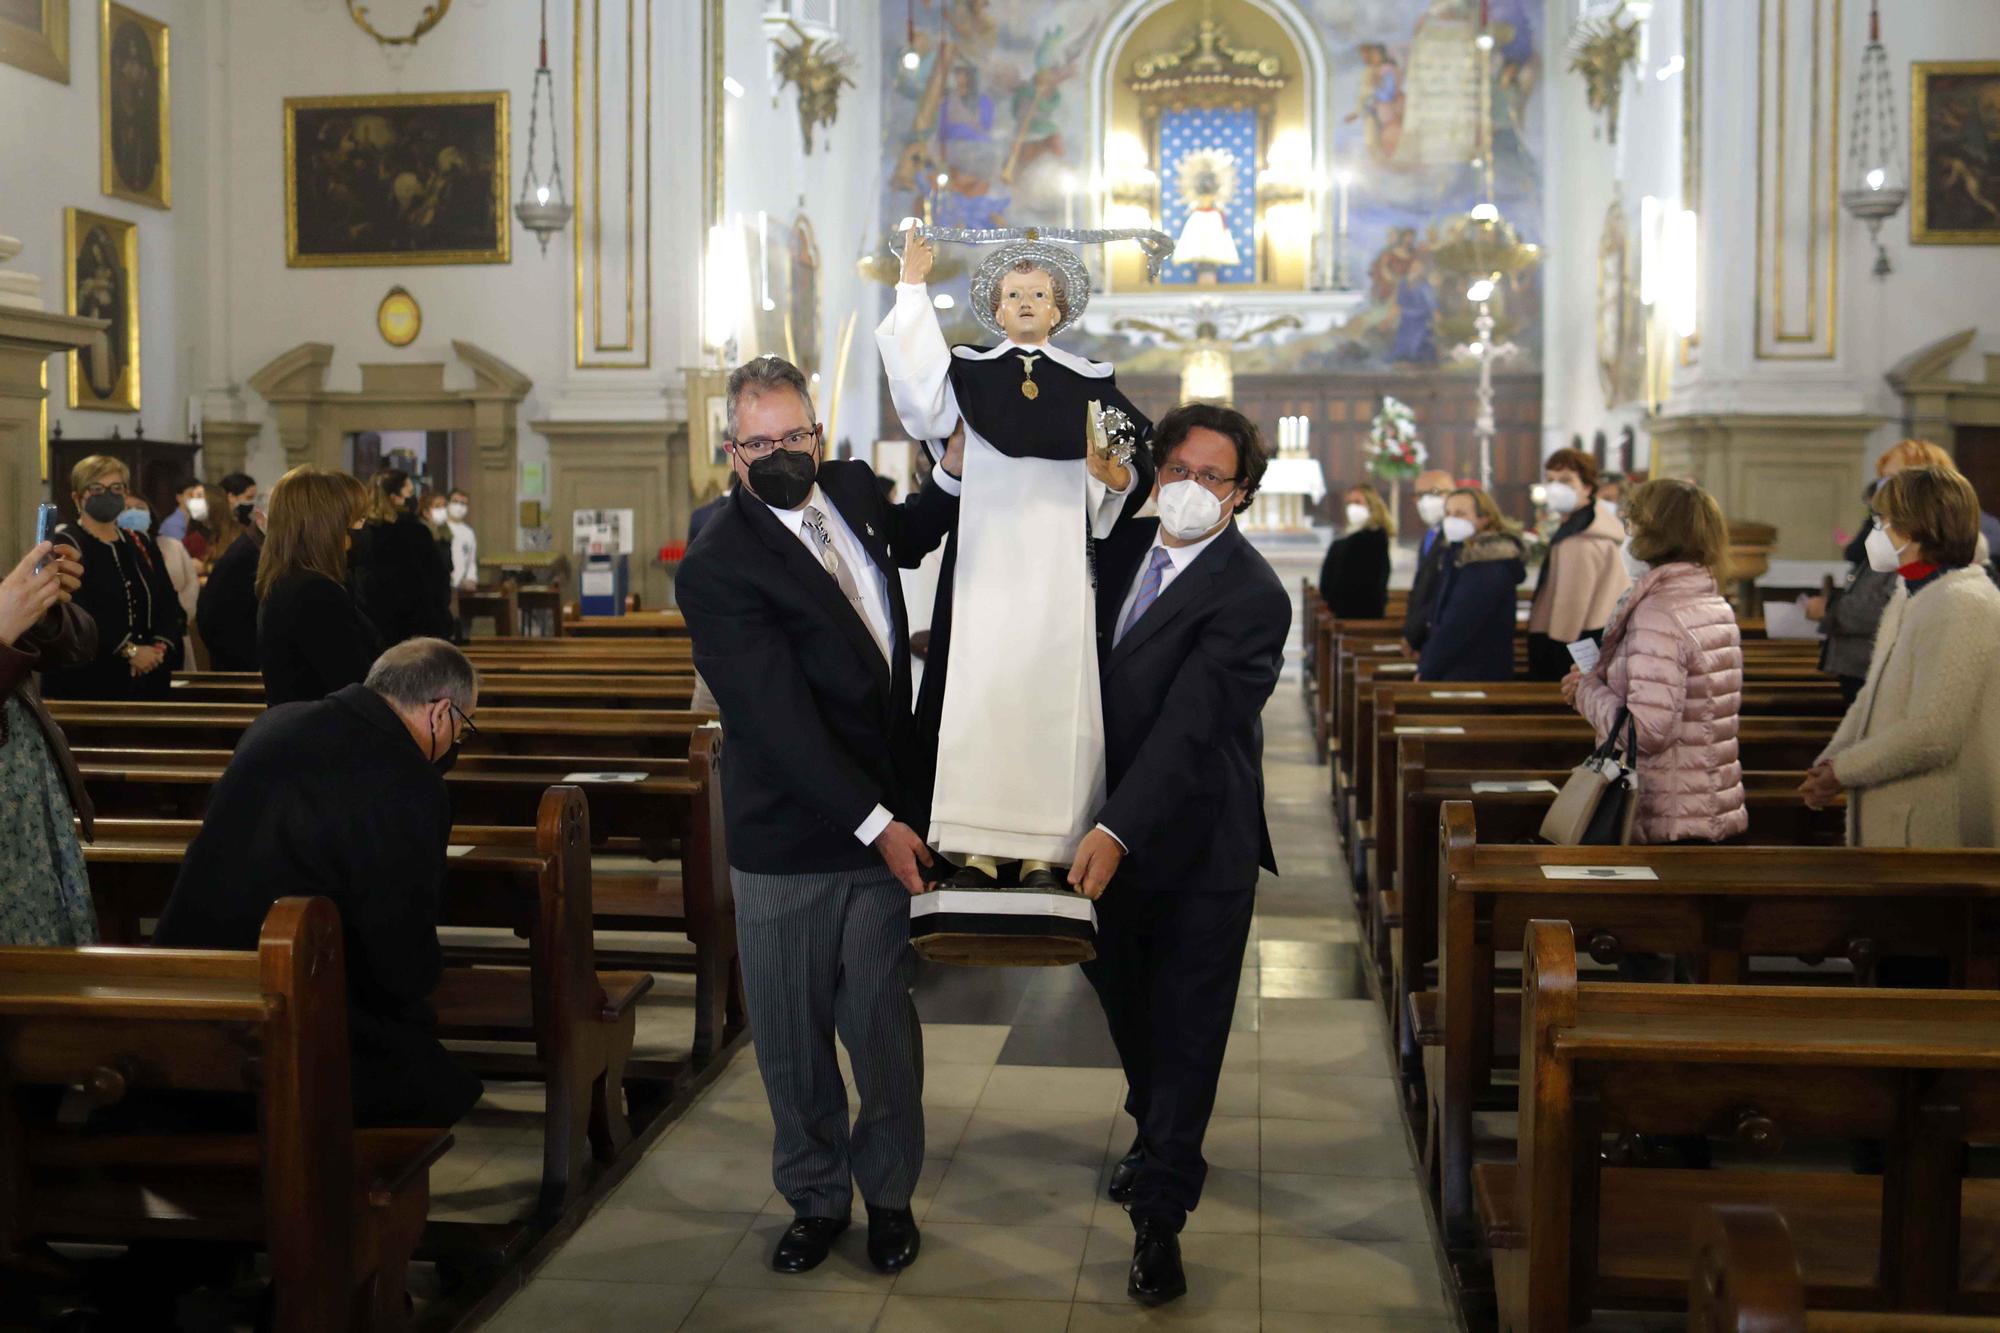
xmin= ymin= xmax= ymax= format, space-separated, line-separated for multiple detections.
xmin=876 ymin=280 xmax=1131 ymax=864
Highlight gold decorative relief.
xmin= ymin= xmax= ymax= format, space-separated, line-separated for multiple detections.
xmin=1754 ymin=0 xmax=1840 ymax=361
xmin=572 ymin=0 xmax=653 ymax=369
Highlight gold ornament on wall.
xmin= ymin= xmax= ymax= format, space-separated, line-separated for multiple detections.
xmin=0 ymin=0 xmax=68 ymax=84
xmin=377 ymin=286 xmax=422 ymax=346
xmin=346 ymin=0 xmax=452 ymax=48
xmin=770 ymin=20 xmax=855 ymax=155
xmin=1566 ymin=8 xmax=1641 ymax=144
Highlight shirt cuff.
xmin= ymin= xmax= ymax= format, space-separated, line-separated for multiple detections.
xmin=854 ymin=804 xmax=894 ymax=846
xmin=1094 ymin=822 xmax=1128 ymax=853
xmin=930 ymin=460 xmax=963 ymax=496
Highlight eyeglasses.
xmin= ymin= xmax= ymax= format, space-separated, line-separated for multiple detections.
xmin=731 ymin=426 xmax=820 ymax=461
xmin=437 ymin=698 xmax=478 ymax=738
xmin=82 ymin=481 xmax=130 ymax=497
xmin=1160 ymin=462 xmax=1241 ymax=496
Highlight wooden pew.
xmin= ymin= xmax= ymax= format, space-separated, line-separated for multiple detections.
xmin=1691 ymin=1205 xmax=2000 ymax=1333
xmin=71 ymin=729 xmax=742 ymax=1063
xmin=1386 ymin=767 xmax=1844 ymax=1065
xmin=458 ymin=579 xmax=520 ymax=637
xmin=559 ymin=610 xmax=688 ymax=637
xmin=80 ymin=788 xmax=655 ymax=1221
xmin=1481 ymin=920 xmax=2000 ymax=1330
xmin=169 ymin=671 xmax=697 ymax=709
xmin=1427 ymin=802 xmax=2000 ymax=1247
xmin=48 ymin=700 xmax=715 ymax=760
xmin=0 ymin=897 xmax=449 ymax=1331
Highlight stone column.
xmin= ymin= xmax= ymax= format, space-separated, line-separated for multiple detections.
xmin=0 ymin=308 xmax=103 ymax=559
xmin=198 ymin=419 xmax=260 ymax=483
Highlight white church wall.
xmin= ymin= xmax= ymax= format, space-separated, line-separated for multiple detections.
xmin=0 ymin=0 xmax=211 ymax=450
xmin=717 ymin=0 xmax=882 ymax=462
xmin=1542 ymin=0 xmax=2000 ymax=477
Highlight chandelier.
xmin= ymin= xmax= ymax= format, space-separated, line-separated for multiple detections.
xmin=1840 ymin=0 xmax=1906 ymax=277
xmin=513 ymin=0 xmax=573 ymax=256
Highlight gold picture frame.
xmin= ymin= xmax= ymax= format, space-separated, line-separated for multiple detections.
xmin=0 ymin=0 xmax=68 ymax=83
xmin=100 ymin=2 xmax=170 ymax=209
xmin=1912 ymin=60 xmax=2000 ymax=246
xmin=284 ymin=91 xmax=510 ymax=268
xmin=64 ymin=207 xmax=140 ymax=412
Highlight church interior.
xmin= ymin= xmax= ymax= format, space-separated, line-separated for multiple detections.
xmin=5 ymin=0 xmax=2000 ymax=1329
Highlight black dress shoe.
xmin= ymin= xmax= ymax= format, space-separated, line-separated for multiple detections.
xmin=1021 ymin=867 xmax=1067 ymax=892
xmin=771 ymin=1216 xmax=849 ymax=1273
xmin=1107 ymin=1138 xmax=1145 ymax=1203
xmin=865 ymin=1205 xmax=921 ymax=1273
xmin=1128 ymin=1217 xmax=1186 ymax=1306
xmin=945 ymin=864 xmax=998 ymax=888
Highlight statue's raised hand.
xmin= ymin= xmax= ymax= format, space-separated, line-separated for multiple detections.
xmin=901 ymin=230 xmax=934 ymax=286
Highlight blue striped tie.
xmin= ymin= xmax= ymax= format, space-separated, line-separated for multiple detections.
xmin=1118 ymin=546 xmax=1175 ymax=644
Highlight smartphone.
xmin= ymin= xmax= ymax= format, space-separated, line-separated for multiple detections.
xmin=33 ymin=501 xmax=55 ymax=572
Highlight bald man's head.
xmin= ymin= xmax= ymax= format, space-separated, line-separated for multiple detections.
xmin=1414 ymin=470 xmax=1455 ymax=497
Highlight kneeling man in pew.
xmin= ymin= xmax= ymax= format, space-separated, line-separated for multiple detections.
xmin=1069 ymin=403 xmax=1291 ymax=1306
xmin=154 ymin=637 xmax=484 ymax=1128
xmin=678 ymin=355 xmax=962 ymax=1277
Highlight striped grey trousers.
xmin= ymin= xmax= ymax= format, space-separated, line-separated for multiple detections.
xmin=732 ymin=863 xmax=925 ymax=1218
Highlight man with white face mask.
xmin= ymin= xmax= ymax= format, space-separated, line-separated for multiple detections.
xmin=1402 ymin=468 xmax=1459 ymax=652
xmin=1070 ymin=403 xmax=1291 ymax=1308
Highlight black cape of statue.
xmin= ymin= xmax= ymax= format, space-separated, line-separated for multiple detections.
xmin=946 ymin=345 xmax=1152 ymax=462
xmin=904 ymin=345 xmax=1156 ymax=843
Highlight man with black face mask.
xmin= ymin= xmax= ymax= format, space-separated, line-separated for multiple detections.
xmin=676 ymin=355 xmax=962 ymax=1278
xmin=153 ymin=637 xmax=483 ymax=1128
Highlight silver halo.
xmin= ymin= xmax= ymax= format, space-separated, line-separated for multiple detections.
xmin=969 ymin=241 xmax=1094 ymax=341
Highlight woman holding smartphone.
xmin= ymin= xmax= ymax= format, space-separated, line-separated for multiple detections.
xmin=42 ymin=455 xmax=183 ymax=702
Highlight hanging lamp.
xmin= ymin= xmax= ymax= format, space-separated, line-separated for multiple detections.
xmin=514 ymin=0 xmax=573 ymax=255
xmin=1840 ymin=0 xmax=1906 ymax=278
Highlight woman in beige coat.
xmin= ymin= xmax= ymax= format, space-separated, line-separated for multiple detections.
xmin=1806 ymin=465 xmax=2000 ymax=848
xmin=1526 ymin=447 xmax=1629 ymax=680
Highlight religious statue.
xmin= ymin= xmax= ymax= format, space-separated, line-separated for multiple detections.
xmin=875 ymin=221 xmax=1169 ymax=890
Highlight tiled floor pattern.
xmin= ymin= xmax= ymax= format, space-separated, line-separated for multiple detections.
xmin=474 ymin=556 xmax=1454 ymax=1331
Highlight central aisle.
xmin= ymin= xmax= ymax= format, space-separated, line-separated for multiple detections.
xmin=486 ymin=626 xmax=1450 ymax=1331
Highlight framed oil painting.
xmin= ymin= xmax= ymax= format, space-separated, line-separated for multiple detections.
xmin=65 ymin=208 xmax=140 ymax=412
xmin=1913 ymin=61 xmax=2000 ymax=245
xmin=101 ymin=2 xmax=170 ymax=209
xmin=0 ymin=0 xmax=68 ymax=82
xmin=284 ymin=91 xmax=510 ymax=268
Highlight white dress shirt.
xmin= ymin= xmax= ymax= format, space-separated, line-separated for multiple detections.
xmin=753 ymin=476 xmax=962 ymax=847
xmin=1099 ymin=524 xmax=1229 ymax=852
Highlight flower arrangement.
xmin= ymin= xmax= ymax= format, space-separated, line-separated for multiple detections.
xmin=1363 ymin=395 xmax=1429 ymax=483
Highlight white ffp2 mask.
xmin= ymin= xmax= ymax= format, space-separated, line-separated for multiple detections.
xmin=1416 ymin=494 xmax=1446 ymax=527
xmin=1344 ymin=502 xmax=1371 ymax=529
xmin=1864 ymin=521 xmax=1909 ymax=574
xmin=1619 ymin=537 xmax=1649 ymax=583
xmin=1544 ymin=481 xmax=1580 ymax=515
xmin=1441 ymin=516 xmax=1476 ymax=545
xmin=1158 ymin=479 xmax=1226 ymax=540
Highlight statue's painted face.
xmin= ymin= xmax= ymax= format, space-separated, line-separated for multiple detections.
xmin=996 ymin=266 xmax=1061 ymax=345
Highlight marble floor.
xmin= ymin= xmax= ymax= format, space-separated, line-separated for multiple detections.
xmin=476 ymin=588 xmax=1454 ymax=1331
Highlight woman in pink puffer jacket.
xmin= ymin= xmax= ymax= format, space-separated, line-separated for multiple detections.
xmin=1563 ymin=479 xmax=1748 ymax=845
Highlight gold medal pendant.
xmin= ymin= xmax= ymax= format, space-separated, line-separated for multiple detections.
xmin=1019 ymin=353 xmax=1040 ymax=401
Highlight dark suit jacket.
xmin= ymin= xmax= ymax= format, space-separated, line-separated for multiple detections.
xmin=197 ymin=533 xmax=262 ymax=671
xmin=1402 ymin=526 xmax=1453 ymax=648
xmin=687 ymin=494 xmax=726 ymax=545
xmin=1318 ymin=526 xmax=1391 ymax=620
xmin=676 ymin=460 xmax=959 ymax=875
xmin=152 ymin=683 xmax=481 ymax=1126
xmin=258 ymin=569 xmax=381 ymax=706
xmin=1094 ymin=520 xmax=1292 ymax=895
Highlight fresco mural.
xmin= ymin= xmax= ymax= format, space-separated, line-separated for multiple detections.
xmin=877 ymin=0 xmax=1543 ymax=375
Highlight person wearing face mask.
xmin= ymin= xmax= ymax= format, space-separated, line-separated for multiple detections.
xmin=1401 ymin=468 xmax=1460 ymax=653
xmin=1526 ymin=447 xmax=1629 ymax=680
xmin=1804 ymin=465 xmax=2000 ymax=849
xmin=675 ymin=356 xmax=962 ymax=1278
xmin=1560 ymin=479 xmax=1746 ymax=846
xmin=1316 ymin=485 xmax=1394 ymax=620
xmin=155 ymin=480 xmax=211 ymax=561
xmin=443 ymin=487 xmax=479 ymax=599
xmin=44 ymin=455 xmax=184 ymax=702
xmin=1810 ymin=440 xmax=1959 ymax=705
xmin=349 ymin=469 xmax=454 ymax=648
xmin=147 ymin=493 xmax=203 ymax=665
xmin=255 ymin=466 xmax=380 ymax=705
xmin=153 ymin=637 xmax=485 ymax=1128
xmin=1417 ymin=488 xmax=1526 ymax=682
xmin=196 ymin=496 xmax=264 ymax=672
xmin=1066 ymin=403 xmax=1289 ymax=1308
